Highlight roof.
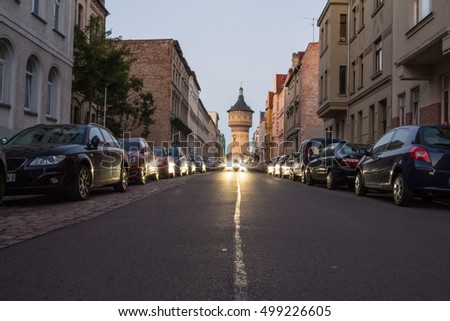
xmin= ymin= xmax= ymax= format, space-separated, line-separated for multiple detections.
xmin=227 ymin=87 xmax=254 ymax=113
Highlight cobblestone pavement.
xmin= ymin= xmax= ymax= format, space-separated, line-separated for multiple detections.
xmin=0 ymin=174 xmax=205 ymax=249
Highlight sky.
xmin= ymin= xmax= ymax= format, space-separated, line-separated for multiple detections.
xmin=105 ymin=0 xmax=328 ymax=143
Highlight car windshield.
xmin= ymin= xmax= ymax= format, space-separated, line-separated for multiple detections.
xmin=121 ymin=140 xmax=140 ymax=151
xmin=7 ymin=126 xmax=86 ymax=145
xmin=420 ymin=127 xmax=450 ymax=147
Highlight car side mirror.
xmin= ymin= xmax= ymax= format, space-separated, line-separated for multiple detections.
xmin=1 ymin=137 xmax=7 ymax=145
xmin=88 ymin=135 xmax=101 ymax=149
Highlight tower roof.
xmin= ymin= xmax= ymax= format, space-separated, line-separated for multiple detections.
xmin=227 ymin=87 xmax=254 ymax=113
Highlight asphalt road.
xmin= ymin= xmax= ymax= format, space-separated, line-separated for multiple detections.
xmin=1 ymin=170 xmax=449 ymax=300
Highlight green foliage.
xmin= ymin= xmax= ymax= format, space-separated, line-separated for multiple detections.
xmin=72 ymin=17 xmax=156 ymax=138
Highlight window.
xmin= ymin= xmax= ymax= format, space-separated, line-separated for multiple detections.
xmin=359 ymin=54 xmax=364 ymax=87
xmin=413 ymin=0 xmax=431 ymax=25
xmin=352 ymin=7 xmax=357 ymax=37
xmin=0 ymin=47 xmax=4 ymax=103
xmin=77 ymin=4 xmax=84 ymax=28
xmin=357 ymin=111 xmax=363 ymax=143
xmin=46 ymin=68 xmax=58 ymax=117
xmin=372 ymin=130 xmax=395 ymax=155
xmin=32 ymin=0 xmax=40 ymax=15
xmin=351 ymin=61 xmax=356 ymax=92
xmin=399 ymin=94 xmax=406 ymax=126
xmin=444 ymin=74 xmax=449 ymax=123
xmin=53 ymin=0 xmax=61 ymax=31
xmin=89 ymin=127 xmax=104 ymax=143
xmin=324 ymin=70 xmax=328 ymax=100
xmin=369 ymin=105 xmax=375 ymax=142
xmin=412 ymin=88 xmax=420 ymax=124
xmin=339 ymin=66 xmax=347 ymax=95
xmin=360 ymin=1 xmax=365 ymax=28
xmin=374 ymin=38 xmax=383 ymax=74
xmin=25 ymin=58 xmax=36 ymax=111
xmin=339 ymin=14 xmax=347 ymax=42
xmin=389 ymin=129 xmax=410 ymax=150
xmin=379 ymin=99 xmax=388 ymax=135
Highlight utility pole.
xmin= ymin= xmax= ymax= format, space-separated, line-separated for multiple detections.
xmin=302 ymin=17 xmax=316 ymax=42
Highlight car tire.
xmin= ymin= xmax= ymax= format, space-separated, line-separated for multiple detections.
xmin=113 ymin=167 xmax=129 ymax=193
xmin=355 ymin=171 xmax=367 ymax=196
xmin=301 ymin=169 xmax=306 ymax=184
xmin=137 ymin=167 xmax=147 ymax=185
xmin=305 ymin=170 xmax=314 ymax=186
xmin=326 ymin=171 xmax=337 ymax=190
xmin=68 ymin=165 xmax=92 ymax=201
xmin=393 ymin=173 xmax=414 ymax=206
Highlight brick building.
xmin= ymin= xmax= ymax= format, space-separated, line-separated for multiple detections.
xmin=121 ymin=39 xmax=193 ymax=147
xmin=284 ymin=43 xmax=323 ymax=153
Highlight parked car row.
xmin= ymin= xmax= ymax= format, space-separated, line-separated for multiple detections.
xmin=265 ymin=125 xmax=450 ymax=206
xmin=0 ymin=123 xmax=209 ymax=203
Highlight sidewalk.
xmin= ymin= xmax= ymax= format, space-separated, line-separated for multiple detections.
xmin=0 ymin=175 xmax=199 ymax=249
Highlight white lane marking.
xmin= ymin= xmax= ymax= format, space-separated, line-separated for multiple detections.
xmin=234 ymin=173 xmax=248 ymax=300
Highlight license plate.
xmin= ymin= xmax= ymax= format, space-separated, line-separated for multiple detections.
xmin=6 ymin=173 xmax=15 ymax=183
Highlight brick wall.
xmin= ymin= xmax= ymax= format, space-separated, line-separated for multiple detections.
xmin=391 ymin=117 xmax=399 ymax=128
xmin=300 ymin=43 xmax=324 ymax=140
xmin=420 ymin=103 xmax=441 ymax=125
xmin=121 ymin=40 xmax=174 ymax=146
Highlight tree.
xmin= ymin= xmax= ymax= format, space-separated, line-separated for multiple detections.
xmin=72 ymin=17 xmax=156 ymax=138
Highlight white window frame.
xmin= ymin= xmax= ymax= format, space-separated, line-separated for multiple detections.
xmin=53 ymin=0 xmax=61 ymax=31
xmin=32 ymin=0 xmax=40 ymax=15
xmin=375 ymin=38 xmax=383 ymax=74
xmin=413 ymin=0 xmax=431 ymax=25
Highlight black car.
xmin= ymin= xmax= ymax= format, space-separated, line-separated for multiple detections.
xmin=305 ymin=142 xmax=368 ymax=190
xmin=291 ymin=138 xmax=342 ymax=182
xmin=3 ymin=124 xmax=129 ymax=201
xmin=355 ymin=125 xmax=450 ymax=206
xmin=0 ymin=143 xmax=6 ymax=205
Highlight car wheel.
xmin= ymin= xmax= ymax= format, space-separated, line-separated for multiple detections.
xmin=301 ymin=169 xmax=306 ymax=184
xmin=114 ymin=167 xmax=129 ymax=193
xmin=393 ymin=173 xmax=414 ymax=206
xmin=305 ymin=170 xmax=314 ymax=186
xmin=355 ymin=171 xmax=367 ymax=196
xmin=68 ymin=165 xmax=92 ymax=201
xmin=137 ymin=167 xmax=147 ymax=185
xmin=326 ymin=171 xmax=337 ymax=190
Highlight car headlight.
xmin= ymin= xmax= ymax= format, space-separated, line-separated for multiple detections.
xmin=29 ymin=155 xmax=66 ymax=166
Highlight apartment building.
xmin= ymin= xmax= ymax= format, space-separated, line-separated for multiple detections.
xmin=272 ymin=74 xmax=287 ymax=155
xmin=284 ymin=43 xmax=323 ymax=152
xmin=393 ymin=0 xmax=450 ymax=127
xmin=0 ymin=0 xmax=75 ymax=138
xmin=264 ymin=91 xmax=274 ymax=160
xmin=122 ymin=39 xmax=192 ymax=147
xmin=318 ymin=0 xmax=450 ymax=144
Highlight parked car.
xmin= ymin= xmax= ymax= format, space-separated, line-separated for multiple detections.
xmin=153 ymin=146 xmax=175 ymax=178
xmin=305 ymin=142 xmax=368 ymax=189
xmin=0 ymin=142 xmax=6 ymax=205
xmin=267 ymin=156 xmax=280 ymax=175
xmin=3 ymin=124 xmax=129 ymax=201
xmin=276 ymin=155 xmax=290 ymax=178
xmin=167 ymin=147 xmax=189 ymax=176
xmin=291 ymin=138 xmax=342 ymax=182
xmin=287 ymin=152 xmax=300 ymax=180
xmin=187 ymin=155 xmax=196 ymax=175
xmin=355 ymin=125 xmax=450 ymax=206
xmin=193 ymin=155 xmax=207 ymax=173
xmin=120 ymin=138 xmax=159 ymax=184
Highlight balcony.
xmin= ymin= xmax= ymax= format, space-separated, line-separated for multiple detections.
xmin=317 ymin=102 xmax=347 ymax=119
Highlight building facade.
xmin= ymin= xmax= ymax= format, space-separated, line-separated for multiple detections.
xmin=284 ymin=43 xmax=323 ymax=153
xmin=272 ymin=74 xmax=287 ymax=156
xmin=228 ymin=87 xmax=254 ymax=162
xmin=317 ymin=0 xmax=450 ymax=144
xmin=71 ymin=0 xmax=109 ymax=125
xmin=1 ymin=0 xmax=75 ymax=138
xmin=122 ymin=39 xmax=192 ymax=147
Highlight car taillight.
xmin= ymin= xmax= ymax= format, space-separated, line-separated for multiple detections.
xmin=340 ymin=158 xmax=359 ymax=167
xmin=409 ymin=146 xmax=431 ymax=163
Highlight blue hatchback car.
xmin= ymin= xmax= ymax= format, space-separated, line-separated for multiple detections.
xmin=355 ymin=125 xmax=450 ymax=206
